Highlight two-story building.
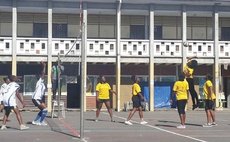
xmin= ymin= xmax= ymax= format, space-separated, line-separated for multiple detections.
xmin=0 ymin=0 xmax=230 ymax=111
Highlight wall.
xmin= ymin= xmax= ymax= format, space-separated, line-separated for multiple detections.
xmin=112 ymin=85 xmax=132 ymax=110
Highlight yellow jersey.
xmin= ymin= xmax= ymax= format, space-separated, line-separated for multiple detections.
xmin=183 ymin=65 xmax=194 ymax=78
xmin=96 ymin=83 xmax=111 ymax=99
xmin=132 ymin=83 xmax=141 ymax=96
xmin=173 ymin=80 xmax=189 ymax=100
xmin=203 ymin=80 xmax=216 ymax=100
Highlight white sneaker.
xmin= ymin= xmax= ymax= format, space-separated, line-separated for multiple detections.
xmin=202 ymin=123 xmax=212 ymax=128
xmin=124 ymin=120 xmax=133 ymax=125
xmin=212 ymin=122 xmax=218 ymax=126
xmin=1 ymin=125 xmax=7 ymax=130
xmin=95 ymin=119 xmax=98 ymax=122
xmin=40 ymin=121 xmax=48 ymax=126
xmin=20 ymin=124 xmax=29 ymax=130
xmin=177 ymin=125 xmax=186 ymax=129
xmin=140 ymin=121 xmax=148 ymax=125
xmin=32 ymin=121 xmax=40 ymax=125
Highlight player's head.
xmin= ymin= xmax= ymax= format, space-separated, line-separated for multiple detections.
xmin=36 ymin=74 xmax=40 ymax=80
xmin=178 ymin=74 xmax=185 ymax=81
xmin=55 ymin=60 xmax=62 ymax=65
xmin=187 ymin=60 xmax=198 ymax=69
xmin=131 ymin=75 xmax=140 ymax=83
xmin=3 ymin=77 xmax=10 ymax=84
xmin=206 ymin=74 xmax=212 ymax=81
xmin=8 ymin=75 xmax=17 ymax=82
xmin=99 ymin=75 xmax=106 ymax=83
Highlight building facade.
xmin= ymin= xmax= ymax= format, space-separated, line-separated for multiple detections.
xmin=0 ymin=0 xmax=230 ymax=111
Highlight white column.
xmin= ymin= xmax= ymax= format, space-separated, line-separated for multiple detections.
xmin=47 ymin=0 xmax=53 ymax=112
xmin=149 ymin=5 xmax=154 ymax=111
xmin=182 ymin=5 xmax=187 ymax=68
xmin=116 ymin=0 xmax=121 ymax=112
xmin=81 ymin=2 xmax=87 ymax=112
xmin=12 ymin=0 xmax=17 ymax=75
xmin=213 ymin=6 xmax=220 ymax=107
xmin=80 ymin=2 xmax=87 ymax=139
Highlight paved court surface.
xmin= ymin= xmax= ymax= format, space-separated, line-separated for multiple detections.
xmin=0 ymin=109 xmax=230 ymax=142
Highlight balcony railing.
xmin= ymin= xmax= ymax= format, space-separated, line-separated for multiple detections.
xmin=0 ymin=37 xmax=12 ymax=55
xmin=17 ymin=38 xmax=47 ymax=55
xmin=154 ymin=40 xmax=182 ymax=57
xmin=0 ymin=37 xmax=228 ymax=59
xmin=121 ymin=40 xmax=149 ymax=57
xmin=87 ymin=39 xmax=116 ymax=56
xmin=219 ymin=41 xmax=230 ymax=57
xmin=187 ymin=41 xmax=214 ymax=57
xmin=52 ymin=38 xmax=81 ymax=56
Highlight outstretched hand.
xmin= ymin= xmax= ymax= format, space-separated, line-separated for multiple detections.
xmin=41 ymin=61 xmax=46 ymax=66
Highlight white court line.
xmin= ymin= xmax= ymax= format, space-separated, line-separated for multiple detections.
xmin=103 ymin=112 xmax=207 ymax=142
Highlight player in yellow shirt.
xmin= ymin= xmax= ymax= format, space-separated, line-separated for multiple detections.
xmin=173 ymin=74 xmax=189 ymax=129
xmin=95 ymin=75 xmax=116 ymax=122
xmin=183 ymin=56 xmax=199 ymax=110
xmin=202 ymin=74 xmax=217 ymax=127
xmin=125 ymin=75 xmax=147 ymax=125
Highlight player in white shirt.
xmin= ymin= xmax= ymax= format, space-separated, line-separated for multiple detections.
xmin=0 ymin=77 xmax=10 ymax=112
xmin=32 ymin=62 xmax=48 ymax=126
xmin=1 ymin=75 xmax=29 ymax=130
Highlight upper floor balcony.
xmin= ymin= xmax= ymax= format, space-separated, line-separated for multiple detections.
xmin=0 ymin=37 xmax=230 ymax=62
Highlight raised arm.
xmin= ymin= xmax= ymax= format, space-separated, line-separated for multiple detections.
xmin=59 ymin=65 xmax=64 ymax=73
xmin=40 ymin=62 xmax=46 ymax=77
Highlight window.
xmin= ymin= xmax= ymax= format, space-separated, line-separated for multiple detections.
xmin=53 ymin=24 xmax=67 ymax=38
xmin=221 ymin=27 xmax=230 ymax=41
xmin=155 ymin=25 xmax=162 ymax=40
xmin=76 ymin=44 xmax=80 ymax=50
xmin=33 ymin=23 xmax=67 ymax=38
xmin=41 ymin=43 xmax=46 ymax=49
xmin=130 ymin=25 xmax=145 ymax=39
xmin=33 ymin=23 xmax=48 ymax=37
xmin=5 ymin=42 xmax=9 ymax=49
xmin=31 ymin=43 xmax=35 ymax=50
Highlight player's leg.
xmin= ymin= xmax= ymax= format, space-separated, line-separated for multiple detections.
xmin=104 ymin=100 xmax=114 ymax=121
xmin=95 ymin=100 xmax=103 ymax=121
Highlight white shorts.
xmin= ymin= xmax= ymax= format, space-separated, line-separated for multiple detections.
xmin=3 ymin=99 xmax=16 ymax=107
xmin=0 ymin=95 xmax=3 ymax=102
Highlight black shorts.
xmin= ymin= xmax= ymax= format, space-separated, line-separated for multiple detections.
xmin=177 ymin=100 xmax=187 ymax=114
xmin=205 ymin=100 xmax=215 ymax=110
xmin=97 ymin=99 xmax=110 ymax=103
xmin=132 ymin=95 xmax=142 ymax=108
xmin=32 ymin=99 xmax=44 ymax=107
xmin=96 ymin=99 xmax=110 ymax=109
xmin=4 ymin=106 xmax=15 ymax=115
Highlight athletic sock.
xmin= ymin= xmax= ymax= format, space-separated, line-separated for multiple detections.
xmin=40 ymin=109 xmax=48 ymax=122
xmin=34 ymin=110 xmax=42 ymax=122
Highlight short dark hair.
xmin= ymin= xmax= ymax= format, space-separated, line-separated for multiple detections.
xmin=3 ymin=77 xmax=8 ymax=82
xmin=131 ymin=75 xmax=136 ymax=82
xmin=187 ymin=60 xmax=198 ymax=69
xmin=8 ymin=75 xmax=16 ymax=82
xmin=206 ymin=74 xmax=213 ymax=81
xmin=98 ymin=75 xmax=104 ymax=82
xmin=178 ymin=74 xmax=185 ymax=81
